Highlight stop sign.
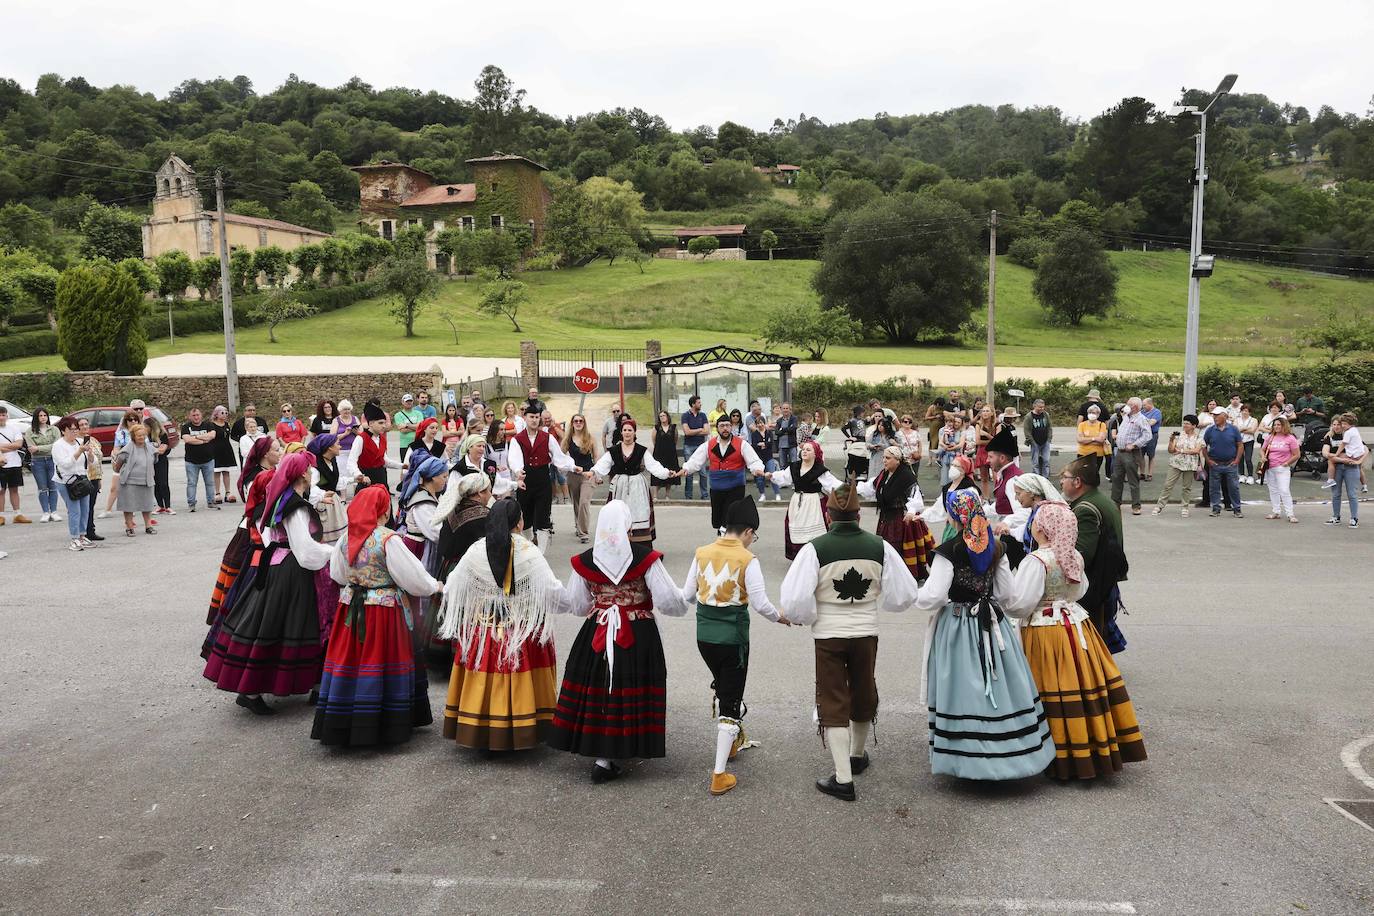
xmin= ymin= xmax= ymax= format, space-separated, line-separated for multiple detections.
xmin=573 ymin=367 xmax=600 ymax=394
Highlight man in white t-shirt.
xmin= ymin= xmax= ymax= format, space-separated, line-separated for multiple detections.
xmin=0 ymin=404 xmax=32 ymax=525
xmin=1323 ymin=413 xmax=1367 ymax=527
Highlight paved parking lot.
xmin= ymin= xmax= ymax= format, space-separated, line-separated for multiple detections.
xmin=1 ymin=455 xmax=1372 ymax=915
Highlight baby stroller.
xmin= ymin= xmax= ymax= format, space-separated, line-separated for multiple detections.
xmin=1295 ymin=424 xmax=1330 ymax=478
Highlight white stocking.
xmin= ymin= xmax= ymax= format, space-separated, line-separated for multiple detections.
xmin=714 ymin=719 xmax=740 ymax=774
xmin=826 ymin=727 xmax=852 ymax=783
xmin=849 ymin=720 xmax=871 ymax=757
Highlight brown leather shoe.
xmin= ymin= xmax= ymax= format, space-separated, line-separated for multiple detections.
xmin=710 ymin=772 xmax=737 ymax=796
xmin=12 ymin=514 xmax=32 ymax=524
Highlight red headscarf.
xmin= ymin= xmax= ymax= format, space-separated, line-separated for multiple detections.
xmin=347 ymin=484 xmax=393 ymax=565
xmin=415 ymin=417 xmax=438 ymax=441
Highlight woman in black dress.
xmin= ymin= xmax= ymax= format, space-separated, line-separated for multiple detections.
xmin=310 ymin=400 xmax=337 ymax=439
xmin=210 ymin=406 xmax=237 ymax=504
xmin=651 ymin=410 xmax=680 ymax=500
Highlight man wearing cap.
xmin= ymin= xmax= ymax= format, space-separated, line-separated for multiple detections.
xmin=986 ymin=425 xmax=1023 ymax=517
xmin=682 ymin=415 xmax=768 ymax=534
xmin=1111 ymin=397 xmax=1154 ymax=516
xmin=780 ymin=480 xmax=920 ymax=801
xmin=393 ymin=394 xmax=425 ymax=465
xmin=1059 ymin=456 xmax=1128 ymax=644
xmin=1202 ymin=405 xmax=1244 ymax=518
xmin=1078 ymin=388 xmax=1105 ymax=422
xmin=506 ymin=403 xmax=579 ymax=547
xmin=679 ymin=496 xmax=789 ymax=796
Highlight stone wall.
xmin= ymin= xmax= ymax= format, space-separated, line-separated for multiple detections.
xmin=0 ymin=369 xmax=444 ymax=419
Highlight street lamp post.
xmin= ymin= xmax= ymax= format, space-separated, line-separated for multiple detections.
xmin=1172 ymin=73 xmax=1237 ymax=419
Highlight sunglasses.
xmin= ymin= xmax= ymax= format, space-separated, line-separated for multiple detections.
xmin=484 ymin=412 xmax=495 ymax=418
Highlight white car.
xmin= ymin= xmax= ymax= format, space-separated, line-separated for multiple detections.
xmin=0 ymin=399 xmax=35 ymax=425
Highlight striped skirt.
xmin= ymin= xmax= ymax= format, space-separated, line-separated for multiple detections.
xmin=926 ymin=603 xmax=1056 ymax=780
xmin=207 ymin=527 xmax=251 ymax=625
xmin=1021 ymin=618 xmax=1146 ymax=780
xmin=443 ymin=633 xmax=557 ymax=751
xmin=545 ymin=617 xmax=667 ymax=760
xmin=311 ymin=601 xmax=431 ymax=747
xmin=876 ymin=514 xmax=935 ymax=581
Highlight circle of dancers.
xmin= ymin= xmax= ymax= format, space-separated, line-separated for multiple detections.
xmin=200 ymin=417 xmax=1146 ymax=799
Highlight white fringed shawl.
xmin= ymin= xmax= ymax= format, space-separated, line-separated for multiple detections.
xmin=437 ymin=534 xmax=571 ymax=671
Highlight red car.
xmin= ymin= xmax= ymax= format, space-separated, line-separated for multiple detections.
xmin=60 ymin=406 xmax=181 ymax=458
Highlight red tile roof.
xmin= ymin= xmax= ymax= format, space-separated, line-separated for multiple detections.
xmin=672 ymin=224 xmax=747 ymax=238
xmin=776 ymin=163 xmax=801 ymax=171
xmin=215 ymin=211 xmax=331 ymax=237
xmin=400 ymin=184 xmax=478 ymax=207
xmin=465 ymin=154 xmax=549 ymax=171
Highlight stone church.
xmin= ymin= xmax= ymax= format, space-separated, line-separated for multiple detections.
xmin=141 ymin=156 xmax=331 ymax=261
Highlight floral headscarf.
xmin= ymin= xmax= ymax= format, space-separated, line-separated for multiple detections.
xmin=945 ymin=488 xmax=994 ymax=574
xmin=1030 ymin=501 xmax=1084 ymax=584
xmin=1011 ymin=473 xmax=1063 ymax=504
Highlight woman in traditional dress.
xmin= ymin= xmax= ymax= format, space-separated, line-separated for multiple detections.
xmin=425 ymin=472 xmax=493 ymax=670
xmin=588 ymin=416 xmax=675 ymax=545
xmin=414 ymin=417 xmax=446 ymax=460
xmin=545 ymin=501 xmax=688 ymax=782
xmin=397 ymin=454 xmax=450 ymax=675
xmin=858 ymin=446 xmax=935 ymax=581
xmin=914 ymin=490 xmax=1056 ymax=779
xmin=1001 ymin=473 xmax=1064 ymax=554
xmin=311 ymin=484 xmax=441 ymax=747
xmin=203 ymin=452 xmax=334 ymax=715
xmin=205 ymin=437 xmax=280 ymax=629
xmin=437 ymin=498 xmax=570 ymax=751
xmin=766 ymin=440 xmax=841 ymax=560
xmin=306 ymin=433 xmax=348 ymax=645
xmin=1002 ymin=501 xmax=1146 ymax=780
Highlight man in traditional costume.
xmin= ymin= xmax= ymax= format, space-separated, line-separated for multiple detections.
xmin=986 ymin=426 xmax=1024 ymax=517
xmin=507 ymin=403 xmax=578 ymax=548
xmin=780 ymin=481 xmax=920 ymax=801
xmin=678 ymin=496 xmax=789 ymax=796
xmin=682 ymin=415 xmax=767 ymax=534
xmin=348 ymin=402 xmax=403 ymax=490
xmin=1059 ymin=457 xmax=1128 ymax=650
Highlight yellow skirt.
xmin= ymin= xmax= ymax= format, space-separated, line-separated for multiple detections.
xmin=1022 ymin=619 xmax=1146 ymax=780
xmin=442 ymin=636 xmax=557 ymax=751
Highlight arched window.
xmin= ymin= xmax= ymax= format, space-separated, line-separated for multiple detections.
xmin=162 ymin=178 xmax=170 ymax=194
xmin=174 ymin=177 xmax=183 ymax=193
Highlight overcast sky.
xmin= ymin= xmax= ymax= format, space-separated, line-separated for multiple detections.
xmin=4 ymin=0 xmax=1370 ymax=130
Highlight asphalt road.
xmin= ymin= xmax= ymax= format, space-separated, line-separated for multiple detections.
xmin=2 ymin=457 xmax=1372 ymax=916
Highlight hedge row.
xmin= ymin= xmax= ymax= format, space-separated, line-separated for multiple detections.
xmin=143 ymin=279 xmax=383 ymax=341
xmin=0 ymin=329 xmax=59 ymax=361
xmin=0 ymin=371 xmax=73 ymax=412
xmin=794 ymin=359 xmax=1374 ymax=426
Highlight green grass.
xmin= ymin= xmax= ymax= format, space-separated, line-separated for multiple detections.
xmin=4 ymin=250 xmax=1369 ymax=375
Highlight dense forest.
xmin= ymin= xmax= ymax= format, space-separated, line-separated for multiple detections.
xmin=2 ymin=66 xmax=1374 ymax=272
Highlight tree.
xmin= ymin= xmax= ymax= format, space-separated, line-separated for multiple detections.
xmin=471 ymin=65 xmax=526 ymax=154
xmin=0 ymin=203 xmax=63 ymax=265
xmin=812 ymin=194 xmax=983 ymax=344
xmin=289 ymin=244 xmax=320 ymax=287
xmin=541 ymin=178 xmax=596 ymax=266
xmin=230 ymin=248 xmax=256 ymax=294
xmin=583 ymin=176 xmax=646 ymax=236
xmin=9 ymin=262 xmax=59 ymax=330
xmin=278 ymin=180 xmax=338 ymax=233
xmin=437 ymin=228 xmax=481 ymax=279
xmin=477 ymin=276 xmax=529 ymax=332
xmin=79 ymin=204 xmax=144 ymax=261
xmin=380 ymin=249 xmax=441 ymax=337
xmin=1032 ymin=229 xmax=1119 ymax=326
xmin=252 ymin=245 xmax=290 ymax=288
xmin=191 ymin=256 xmax=221 ymax=300
xmin=118 ymin=257 xmax=156 ymax=295
xmin=760 ymin=229 xmax=779 ymax=261
xmin=249 ymin=290 xmax=318 ymax=343
xmin=101 ymin=265 xmax=148 ymax=375
xmin=476 ymin=229 xmax=521 ymax=278
xmin=795 ymin=170 xmax=821 ymax=207
xmin=56 ymin=263 xmax=146 ymax=374
xmin=1300 ymin=307 xmax=1374 ymax=360
xmin=687 ymin=235 xmax=720 ymax=260
xmin=704 ymin=158 xmax=766 ymax=204
xmin=154 ymin=250 xmax=194 ymax=300
xmin=229 ymin=200 xmax=273 ymax=219
xmin=437 ymin=308 xmax=461 ymax=344
xmin=759 ymin=301 xmax=862 ymax=360
xmin=825 ymin=177 xmax=883 ymax=217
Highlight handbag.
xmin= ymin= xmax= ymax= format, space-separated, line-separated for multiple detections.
xmin=65 ymin=474 xmax=94 ymax=500
xmin=1256 ymin=443 xmax=1271 ymax=477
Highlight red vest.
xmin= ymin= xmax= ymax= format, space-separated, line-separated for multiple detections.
xmin=707 ymin=436 xmax=746 ymax=472
xmin=516 ymin=429 xmax=551 ymax=467
xmin=357 ymin=430 xmax=388 ymax=469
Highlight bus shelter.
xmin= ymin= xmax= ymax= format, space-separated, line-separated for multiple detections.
xmin=646 ymin=346 xmax=798 ymax=419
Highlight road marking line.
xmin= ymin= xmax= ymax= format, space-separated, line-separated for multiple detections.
xmin=1339 ymin=736 xmax=1374 ymax=791
xmin=0 ymin=854 xmax=46 ymax=866
xmin=882 ymin=896 xmax=1137 ymax=913
xmin=350 ymin=874 xmax=601 ymax=894
xmin=1323 ymin=799 xmax=1374 ymax=834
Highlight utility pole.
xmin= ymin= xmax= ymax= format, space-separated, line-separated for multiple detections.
xmin=986 ymin=209 xmax=997 ymax=407
xmin=1181 ymin=116 xmax=1206 ymax=420
xmin=214 ymin=170 xmax=240 ymax=410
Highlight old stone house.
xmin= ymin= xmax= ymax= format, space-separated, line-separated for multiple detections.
xmin=351 ymin=154 xmax=551 ymax=272
xmin=141 ymin=155 xmax=331 ymax=262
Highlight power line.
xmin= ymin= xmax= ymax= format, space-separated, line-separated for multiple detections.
xmin=1 ymin=146 xmax=161 ymax=175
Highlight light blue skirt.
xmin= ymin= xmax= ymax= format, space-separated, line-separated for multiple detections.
xmin=926 ymin=602 xmax=1056 ymax=780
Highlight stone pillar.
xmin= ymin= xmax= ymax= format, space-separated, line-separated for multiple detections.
xmin=520 ymin=340 xmax=538 ymax=392
xmin=645 ymin=339 xmax=662 ymax=416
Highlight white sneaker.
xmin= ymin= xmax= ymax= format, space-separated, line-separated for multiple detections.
xmin=79 ymin=536 xmax=97 ymax=548
xmin=97 ymin=510 xmax=112 ymax=519
xmin=49 ymin=512 xmax=61 ymax=521
xmin=67 ymin=540 xmax=83 ymax=552
xmin=1320 ymin=479 xmax=1336 ymax=489
xmin=39 ymin=513 xmax=50 ymax=522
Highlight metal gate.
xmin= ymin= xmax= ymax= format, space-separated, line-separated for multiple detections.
xmin=537 ymin=348 xmax=647 ymax=393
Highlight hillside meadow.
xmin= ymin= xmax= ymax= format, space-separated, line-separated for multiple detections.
xmin=2 ymin=250 xmax=1367 ymax=374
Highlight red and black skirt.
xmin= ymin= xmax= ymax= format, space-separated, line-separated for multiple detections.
xmin=545 ymin=615 xmax=667 ymax=760
xmin=207 ymin=526 xmax=252 ymax=625
xmin=876 ymin=512 xmax=935 ymax=581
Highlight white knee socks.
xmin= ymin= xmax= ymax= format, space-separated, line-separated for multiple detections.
xmin=850 ymin=719 xmax=870 ymax=757
xmin=714 ymin=719 xmax=740 ymax=774
xmin=826 ymin=727 xmax=852 ymax=783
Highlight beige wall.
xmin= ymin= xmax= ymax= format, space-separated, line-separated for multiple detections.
xmin=144 ymin=208 xmax=326 ymax=260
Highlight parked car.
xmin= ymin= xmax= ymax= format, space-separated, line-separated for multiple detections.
xmin=0 ymin=399 xmax=35 ymax=425
xmin=58 ymin=406 xmax=181 ymax=458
